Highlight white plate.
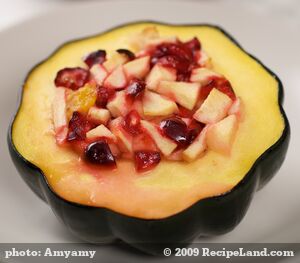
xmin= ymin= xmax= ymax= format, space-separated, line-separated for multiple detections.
xmin=0 ymin=0 xmax=299 ymax=256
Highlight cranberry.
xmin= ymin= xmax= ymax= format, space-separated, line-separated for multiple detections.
xmin=125 ymin=79 xmax=146 ymax=99
xmin=84 ymin=50 xmax=106 ymax=68
xmin=134 ymin=151 xmax=161 ymax=172
xmin=54 ymin=67 xmax=89 ymax=90
xmin=150 ymin=41 xmax=198 ymax=77
xmin=186 ymin=121 xmax=204 ymax=145
xmin=85 ymin=141 xmax=116 ymax=166
xmin=184 ymin=37 xmax=201 ymax=53
xmin=117 ymin=49 xmax=135 ymax=60
xmin=123 ymin=110 xmax=141 ymax=135
xmin=160 ymin=117 xmax=189 ymax=147
xmin=67 ymin=111 xmax=93 ymax=141
xmin=96 ymin=86 xmax=116 ymax=108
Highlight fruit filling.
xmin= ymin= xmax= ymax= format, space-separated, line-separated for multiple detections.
xmin=52 ymin=27 xmax=242 ymax=172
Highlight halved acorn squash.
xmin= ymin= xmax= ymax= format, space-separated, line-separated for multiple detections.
xmin=8 ymin=21 xmax=290 ymax=251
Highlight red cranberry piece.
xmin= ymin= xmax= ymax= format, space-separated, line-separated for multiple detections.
xmin=117 ymin=49 xmax=135 ymax=60
xmin=67 ymin=111 xmax=93 ymax=141
xmin=54 ymin=67 xmax=89 ymax=90
xmin=96 ymin=86 xmax=116 ymax=108
xmin=184 ymin=37 xmax=201 ymax=53
xmin=186 ymin=121 xmax=204 ymax=145
xmin=85 ymin=141 xmax=116 ymax=166
xmin=134 ymin=151 xmax=161 ymax=172
xmin=84 ymin=50 xmax=106 ymax=68
xmin=125 ymin=79 xmax=146 ymax=99
xmin=160 ymin=117 xmax=189 ymax=147
xmin=123 ymin=110 xmax=142 ymax=136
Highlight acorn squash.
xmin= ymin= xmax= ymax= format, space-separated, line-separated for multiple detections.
xmin=8 ymin=21 xmax=290 ymax=252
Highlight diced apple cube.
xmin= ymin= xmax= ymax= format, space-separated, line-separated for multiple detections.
xmin=157 ymin=81 xmax=201 ymax=110
xmin=124 ymin=56 xmax=150 ymax=79
xmin=86 ymin=124 xmax=117 ymax=142
xmin=206 ymin=115 xmax=238 ymax=155
xmin=129 ymin=26 xmax=160 ymax=51
xmin=166 ymin=149 xmax=183 ymax=161
xmin=198 ymin=50 xmax=212 ymax=68
xmin=228 ymin=97 xmax=243 ymax=120
xmin=52 ymin=88 xmax=68 ymax=144
xmin=143 ymin=91 xmax=178 ymax=117
xmin=182 ymin=126 xmax=208 ymax=162
xmin=90 ymin=64 xmax=108 ymax=85
xmin=146 ymin=64 xmax=177 ymax=91
xmin=87 ymin=107 xmax=110 ymax=125
xmin=145 ymin=36 xmax=177 ymax=49
xmin=104 ymin=66 xmax=127 ymax=89
xmin=109 ymin=117 xmax=133 ymax=153
xmin=190 ymin=68 xmax=221 ymax=85
xmin=140 ymin=120 xmax=177 ymax=156
xmin=103 ymin=51 xmax=129 ymax=72
xmin=193 ymin=88 xmax=232 ymax=124
xmin=106 ymin=90 xmax=129 ymax=117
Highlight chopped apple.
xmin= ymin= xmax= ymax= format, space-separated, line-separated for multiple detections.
xmin=146 ymin=64 xmax=177 ymax=91
xmin=157 ymin=81 xmax=201 ymax=110
xmin=182 ymin=126 xmax=208 ymax=162
xmin=166 ymin=149 xmax=183 ymax=161
xmin=228 ymin=97 xmax=243 ymax=120
xmin=193 ymin=88 xmax=232 ymax=124
xmin=52 ymin=88 xmax=68 ymax=144
xmin=90 ymin=64 xmax=108 ymax=85
xmin=109 ymin=117 xmax=133 ymax=153
xmin=206 ymin=115 xmax=238 ymax=155
xmin=104 ymin=66 xmax=127 ymax=89
xmin=190 ymin=68 xmax=221 ymax=86
xmin=145 ymin=36 xmax=177 ymax=49
xmin=198 ymin=50 xmax=212 ymax=68
xmin=124 ymin=56 xmax=150 ymax=79
xmin=103 ymin=51 xmax=129 ymax=72
xmin=87 ymin=107 xmax=111 ymax=125
xmin=129 ymin=26 xmax=160 ymax=51
xmin=143 ymin=91 xmax=178 ymax=117
xmin=106 ymin=90 xmax=129 ymax=117
xmin=86 ymin=124 xmax=117 ymax=142
xmin=140 ymin=120 xmax=177 ymax=156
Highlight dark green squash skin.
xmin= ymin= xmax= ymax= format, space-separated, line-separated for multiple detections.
xmin=7 ymin=21 xmax=290 ymax=253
